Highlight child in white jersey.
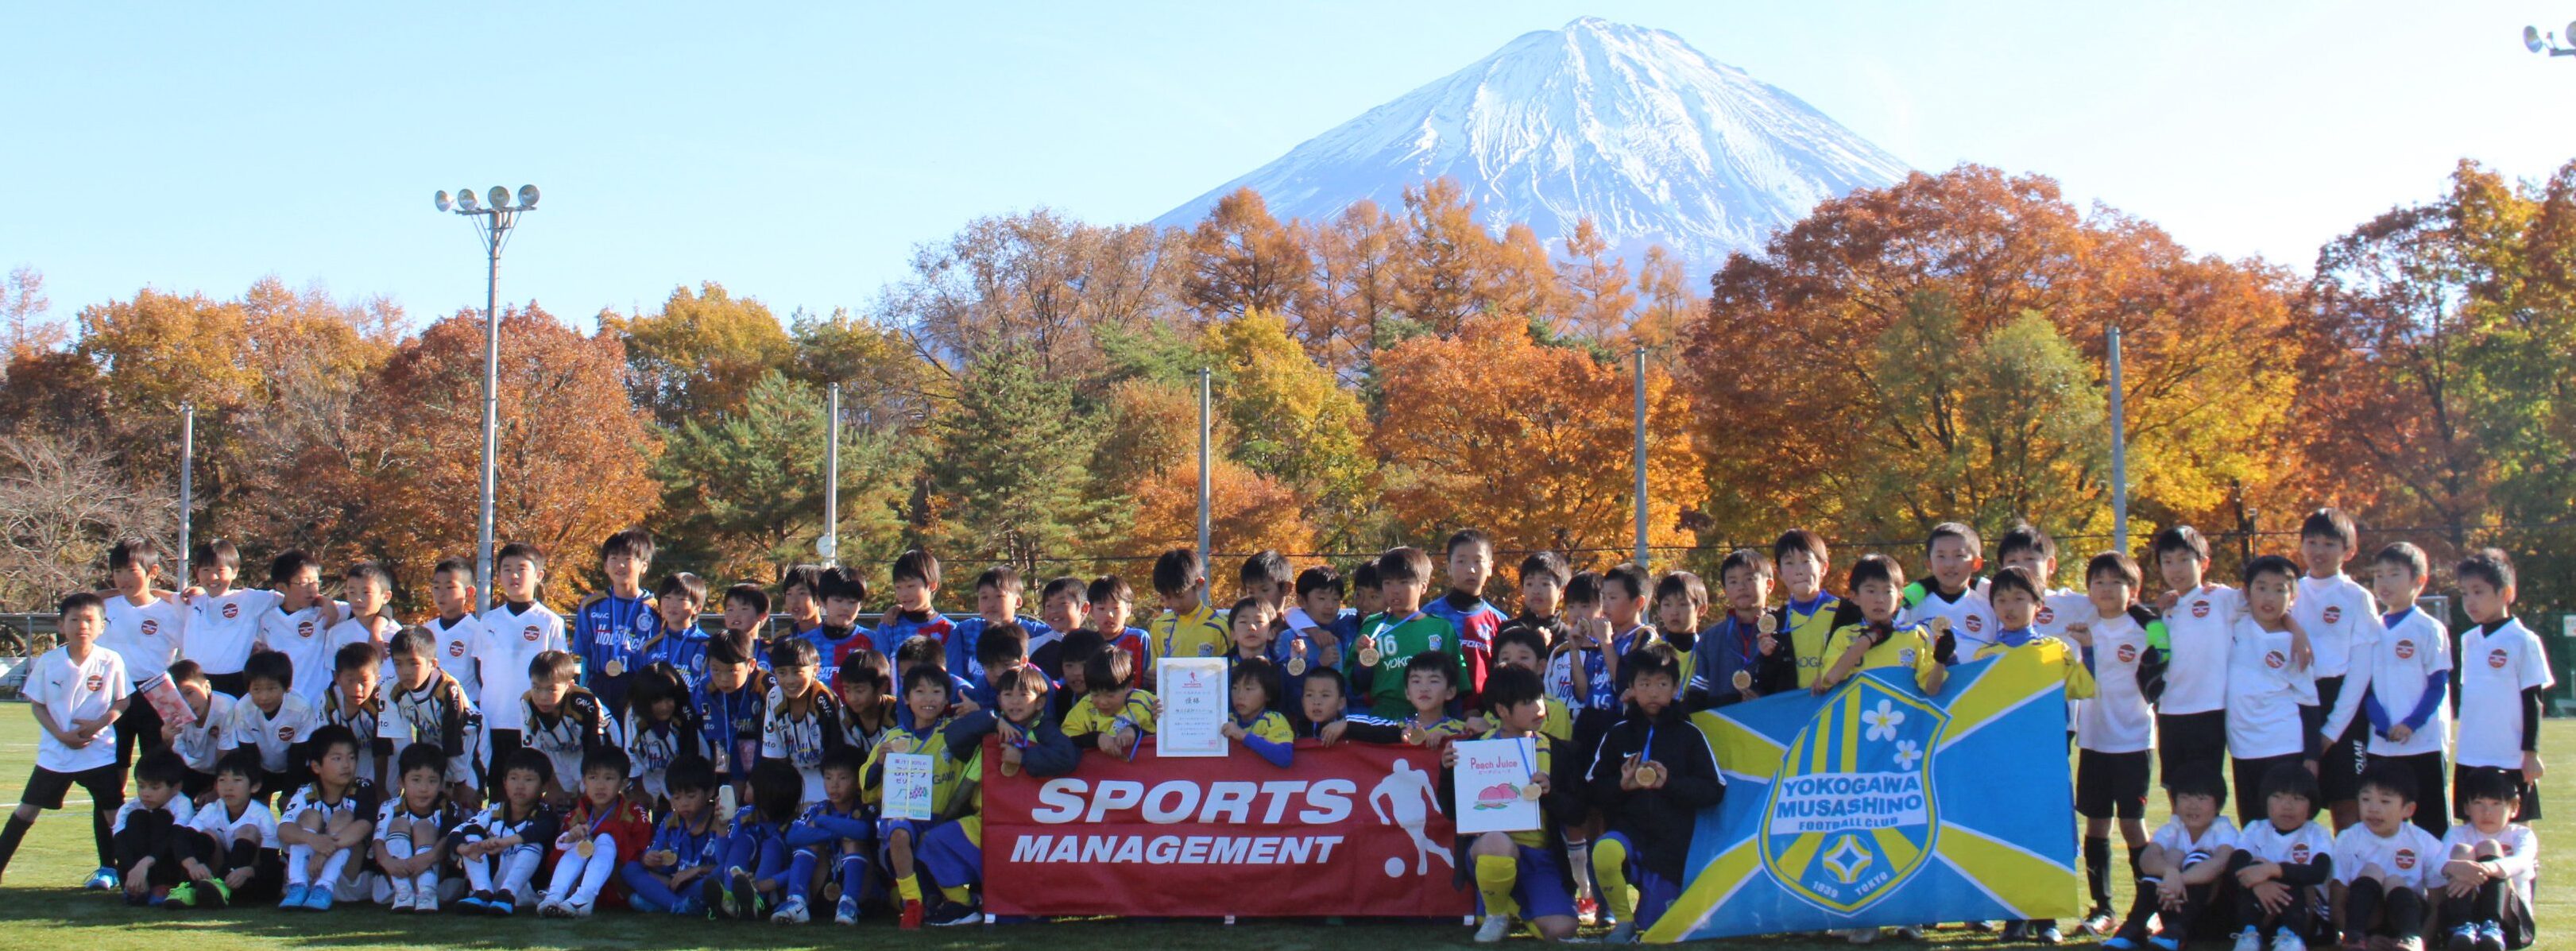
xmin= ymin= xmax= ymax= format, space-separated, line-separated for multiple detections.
xmin=0 ymin=593 xmax=132 ymax=890
xmin=2226 ymin=555 xmax=2321 ymax=828
xmin=2438 ymin=770 xmax=2540 ymax=951
xmin=99 ymin=536 xmax=187 ymax=777
xmin=2070 ymin=552 xmax=2168 ymax=936
xmin=2334 ymin=764 xmax=2443 ymax=950
xmin=2450 ymin=549 xmax=2549 ymax=825
xmin=2361 ymin=542 xmax=2451 ymax=837
xmin=2295 ymin=508 xmax=2378 ymax=830
xmin=2104 ymin=767 xmax=2238 ymax=950
xmin=2226 ymin=763 xmax=2334 ymax=951
xmin=1898 ymin=521 xmax=1994 ymax=662
xmin=2150 ymin=525 xmax=2245 ymax=804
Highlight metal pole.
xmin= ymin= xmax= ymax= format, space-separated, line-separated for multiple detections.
xmin=824 ymin=382 xmax=842 ymax=567
xmin=1633 ymin=347 xmax=1649 ymax=570
xmin=1197 ymin=368 xmax=1212 ymax=600
xmin=476 ymin=229 xmax=501 ymax=597
xmin=2108 ymin=325 xmax=2129 ymax=553
xmin=177 ymin=404 xmax=193 ymax=584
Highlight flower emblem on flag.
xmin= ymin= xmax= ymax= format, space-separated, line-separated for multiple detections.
xmin=1862 ymin=700 xmax=1903 ymax=742
xmin=1893 ymin=739 xmax=1922 ymax=770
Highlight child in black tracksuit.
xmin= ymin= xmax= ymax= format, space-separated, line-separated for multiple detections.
xmin=1584 ymin=641 xmax=1723 ymax=942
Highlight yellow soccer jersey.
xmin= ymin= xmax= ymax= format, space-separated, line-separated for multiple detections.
xmin=1149 ymin=604 xmax=1230 ymax=664
xmin=860 ymin=718 xmax=965 ymax=817
xmin=1780 ymin=595 xmax=1852 ymax=689
xmin=1820 ymin=622 xmax=1943 ymax=694
xmin=1972 ymin=636 xmax=2098 ymax=699
xmin=1063 ymin=689 xmax=1159 ymax=739
xmin=1236 ymin=709 xmax=1294 ymax=744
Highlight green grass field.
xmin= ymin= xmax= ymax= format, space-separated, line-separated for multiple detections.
xmin=0 ymin=702 xmax=2559 ymax=950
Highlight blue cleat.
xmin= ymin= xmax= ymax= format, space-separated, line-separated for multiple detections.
xmin=279 ymin=883 xmax=310 ymax=909
xmin=83 ymin=867 xmax=119 ymax=891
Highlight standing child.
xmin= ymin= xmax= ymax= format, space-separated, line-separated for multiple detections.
xmin=2438 ymin=771 xmax=2540 ymax=951
xmin=180 ymin=539 xmax=278 ymax=698
xmin=950 ymin=566 xmax=1050 ymax=685
xmin=536 ymin=747 xmax=651 ymax=917
xmin=381 ymin=626 xmax=484 ymax=809
xmin=324 ymin=561 xmax=400 ymax=691
xmin=2102 ymin=768 xmax=2238 ymax=950
xmin=1584 ymin=642 xmax=1722 ymax=943
xmin=1995 ymin=524 xmax=2093 ymax=642
xmin=479 ymin=543 xmax=568 ymax=789
xmin=802 ymin=566 xmax=870 ymax=686
xmin=108 ymin=751 xmax=195 ymax=905
xmin=166 ymin=749 xmax=282 ymax=908
xmin=1286 ymin=565 xmax=1357 ymax=673
xmin=2334 ymin=764 xmax=2445 ymax=951
xmin=2071 ymin=552 xmax=2169 ymax=937
xmin=716 ymin=582 xmax=773 ymax=676
xmin=100 ymin=537 xmax=185 ymax=773
xmin=1754 ymin=530 xmax=1864 ymax=694
xmin=0 ymin=592 xmax=130 ymax=890
xmin=761 ymin=638 xmax=847 ymax=806
xmin=371 ymin=742 xmax=459 ymax=912
xmin=774 ymin=746 xmax=875 ymax=925
xmin=962 ymin=622 xmax=1033 ymax=713
xmin=1443 ymin=665 xmax=1584 ymax=942
xmin=1499 ymin=551 xmax=1570 ymax=659
xmin=2227 ymin=764 xmax=2334 ymax=951
xmin=1223 ymin=657 xmax=1296 ymax=768
xmin=2295 ymin=509 xmax=2379 ymax=830
xmin=1226 ymin=597 xmax=1281 ymax=671
xmin=1900 ymin=522 xmax=1997 ymax=660
xmin=1085 ymin=574 xmax=1151 ymax=686
xmin=1391 ymin=651 xmax=1471 ymax=750
xmin=644 ymin=573 xmax=711 ymax=692
xmin=1980 ymin=566 xmax=2097 ymax=945
xmin=1687 ymin=549 xmax=1773 ymax=711
xmin=451 ymin=748 xmax=559 ymax=914
xmin=214 ymin=651 xmax=313 ymax=805
xmin=2152 ymin=526 xmax=2251 ymax=807
xmin=571 ymin=528 xmax=659 ymax=717
xmin=2228 ymin=556 xmax=2323 ymax=828
xmin=275 ymin=725 xmax=379 ymax=910
xmin=834 ymin=649 xmax=898 ymax=760
xmin=625 ymin=662 xmax=707 ymax=808
xmin=1812 ymin=555 xmax=1947 ymax=698
xmin=776 ymin=566 xmax=826 ymax=645
xmin=255 ymin=551 xmax=342 ymax=705
xmin=618 ymin=754 xmax=726 ymax=915
xmin=520 ymin=649 xmax=617 ymax=804
xmin=1424 ymin=530 xmax=1505 ymax=706
xmin=1240 ymin=550 xmax=1297 ymax=642
xmin=869 ymin=550 xmax=953 ymax=659
xmin=2450 ymin=549 xmax=2549 ymax=823
xmin=864 ymin=666 xmax=968 ymax=929
xmin=159 ymin=660 xmax=232 ymax=802
xmin=420 ymin=557 xmax=486 ymax=707
xmin=1029 ymin=575 xmax=1089 ymax=680
xmin=1146 ymin=547 xmax=1229 ymax=669
xmin=1650 ymin=570 xmax=1708 ymax=691
xmin=2361 ymin=543 xmax=2451 ymax=837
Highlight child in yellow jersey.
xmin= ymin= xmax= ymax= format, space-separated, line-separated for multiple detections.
xmin=1223 ymin=658 xmax=1295 ymax=767
xmin=1062 ymin=648 xmax=1156 ymax=758
xmin=1443 ymin=666 xmax=1582 ymax=941
xmin=1978 ymin=565 xmax=2094 ymax=945
xmin=920 ymin=666 xmax=1074 ymax=926
xmin=1756 ymin=529 xmax=1866 ymax=693
xmin=1813 ymin=554 xmax=1947 ymax=697
xmin=1491 ymin=628 xmax=1571 ymax=743
xmin=1395 ymin=652 xmax=1471 ymax=749
xmin=861 ymin=665 xmax=962 ymax=930
xmin=1145 ymin=547 xmax=1228 ymax=674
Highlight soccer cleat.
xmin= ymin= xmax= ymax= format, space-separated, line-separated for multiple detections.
xmin=729 ymin=869 xmax=759 ymax=922
xmin=703 ymin=875 xmax=733 ymax=918
xmin=771 ymin=895 xmax=810 ymax=924
xmin=929 ymin=901 xmax=983 ymax=927
xmin=2446 ymin=925 xmax=2477 ymax=951
xmin=1839 ymin=927 xmax=1881 ymax=945
xmin=2001 ymin=922 xmax=2029 ymax=941
xmin=2081 ymin=910 xmax=2118 ymax=936
xmin=83 ymin=867 xmax=118 ymax=891
xmin=2269 ymin=930 xmax=2303 ymax=951
xmin=1575 ymin=896 xmax=1599 ymax=926
xmin=899 ymin=899 xmax=924 ymax=930
xmin=834 ymin=895 xmax=860 ymax=925
xmin=201 ymin=879 xmax=231 ymax=909
xmin=304 ymin=887 xmax=334 ymax=911
xmin=458 ymin=890 xmax=493 ymax=914
xmin=415 ymin=892 xmax=439 ymax=914
xmin=568 ymin=899 xmax=594 ymax=918
xmin=1603 ymin=920 xmax=1638 ymax=944
xmin=2390 ymin=937 xmax=2423 ymax=951
xmin=279 ymin=883 xmax=310 ymax=909
xmin=166 ymin=883 xmax=197 ymax=908
xmin=2035 ymin=924 xmax=2064 ymax=945
xmin=489 ymin=889 xmax=518 ymax=915
xmin=1474 ymin=914 xmax=1512 ymax=943
xmin=2475 ymin=921 xmax=2506 ymax=951
xmin=1893 ymin=925 xmax=1926 ymax=940
xmin=2236 ymin=927 xmax=2266 ymax=951
xmin=537 ymin=896 xmax=570 ymax=918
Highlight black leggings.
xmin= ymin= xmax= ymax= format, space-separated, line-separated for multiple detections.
xmin=2345 ymin=877 xmax=2424 ymax=941
xmin=2225 ymin=851 xmax=2315 ymax=939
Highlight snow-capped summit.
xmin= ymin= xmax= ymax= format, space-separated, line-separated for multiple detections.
xmin=1154 ymin=17 xmax=1909 ymax=271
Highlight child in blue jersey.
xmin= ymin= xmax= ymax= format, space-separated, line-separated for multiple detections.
xmin=1083 ymin=574 xmax=1151 ymax=689
xmin=892 ymin=635 xmax=976 ymax=729
xmin=1287 ymin=565 xmax=1357 ymax=672
xmin=773 ymin=746 xmax=873 ymax=925
xmin=617 ymin=755 xmax=725 ymax=915
xmin=695 ymin=630 xmax=767 ymax=807
xmin=775 ymin=566 xmax=826 ymax=645
xmin=950 ymin=566 xmax=1051 ymax=685
xmin=1585 ymin=641 xmax=1722 ymax=943
xmin=871 ymin=550 xmax=953 ymax=658
xmin=1687 ymin=548 xmax=1773 ymax=711
xmin=1426 ymin=530 xmax=1506 ymax=706
xmin=864 ymin=664 xmax=962 ymax=930
xmin=923 ymin=665 xmax=1077 ymax=926
xmin=1029 ymin=576 xmax=1088 ymax=680
xmin=644 ymin=573 xmax=710 ymax=692
xmin=703 ymin=759 xmax=803 ymax=922
xmin=2361 ymin=542 xmax=2451 ymax=837
xmin=962 ymin=622 xmax=1033 ymax=713
xmin=571 ymin=528 xmax=657 ymax=717
xmin=1227 ymin=596 xmax=1280 ymax=667
xmin=1224 ymin=657 xmax=1295 ymax=768
xmin=717 ymin=582 xmax=772 ymax=673
xmin=801 ymin=567 xmax=868 ymax=686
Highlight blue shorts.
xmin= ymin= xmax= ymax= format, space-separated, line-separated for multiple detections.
xmin=876 ymin=818 xmax=930 ymax=862
xmin=1504 ymin=845 xmax=1576 ymax=921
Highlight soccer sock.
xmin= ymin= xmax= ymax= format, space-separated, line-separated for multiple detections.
xmin=1475 ymin=853 xmax=1521 ymax=919
xmin=462 ymin=854 xmax=493 ymax=892
xmin=315 ymin=847 xmax=350 ymax=895
xmin=284 ymin=844 xmax=314 ymax=886
xmin=501 ymin=847 xmax=541 ymax=897
xmin=571 ymin=839 xmax=617 ymax=903
xmin=2345 ymin=878 xmax=2385 ymax=937
xmin=0 ymin=814 xmax=33 ymax=874
xmin=2381 ymin=884 xmax=2423 ymax=941
xmin=1591 ymin=837 xmax=1634 ymax=923
xmin=91 ymin=802 xmax=118 ymax=868
xmin=2083 ymin=836 xmax=2111 ymax=910
xmin=382 ymin=839 xmax=415 ymax=903
xmin=895 ymin=873 xmax=922 ymax=903
xmin=1565 ymin=837 xmax=1595 ymax=900
xmin=837 ymin=854 xmax=867 ymax=900
xmin=786 ymin=850 xmax=817 ymax=902
xmin=940 ymin=883 xmax=972 ymax=906
xmin=617 ymin=862 xmax=681 ymax=913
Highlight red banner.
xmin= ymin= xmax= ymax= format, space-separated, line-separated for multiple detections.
xmin=982 ymin=737 xmax=1476 ymax=918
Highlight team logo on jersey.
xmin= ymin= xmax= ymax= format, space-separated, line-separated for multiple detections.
xmin=1963 ymin=615 xmax=1982 ymax=633
xmin=83 ymin=673 xmax=103 ymax=692
xmin=296 ymin=620 xmax=315 ymax=639
xmin=1897 ymin=648 xmax=1917 ymax=666
xmin=449 ymin=641 xmax=466 ymax=658
xmin=2116 ymin=644 xmax=2139 ymax=663
xmin=277 ymin=726 xmax=297 ymax=742
xmin=1429 ymin=634 xmax=1443 ymax=651
xmin=2265 ymin=651 xmax=2288 ymax=670
xmin=2191 ymin=601 xmax=2210 ymax=619
xmin=523 ymin=625 xmax=540 ymax=642
xmin=1196 ymin=643 xmax=1216 ymax=656
xmin=2393 ymin=640 xmax=2415 ymax=660
xmin=2489 ymin=648 xmax=2509 ymax=669
xmin=2323 ymin=607 xmax=2343 ymax=624
xmin=141 ymin=620 xmax=160 ymax=637
xmin=1762 ymin=678 xmax=1944 ymax=913
xmin=222 ymin=603 xmax=239 ymax=620
xmin=2393 ymin=848 xmax=2416 ymax=871
xmin=2036 ymin=606 xmax=2056 ymax=624
xmin=2290 ymin=843 xmax=2312 ymax=863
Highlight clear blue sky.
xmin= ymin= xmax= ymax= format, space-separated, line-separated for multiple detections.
xmin=6 ymin=2 xmax=2570 ymax=328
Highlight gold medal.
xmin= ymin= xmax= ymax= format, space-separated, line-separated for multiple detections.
xmin=1756 ymin=613 xmax=1778 ymax=636
xmin=1929 ymin=617 xmax=1950 ymax=636
xmin=1402 ymin=725 xmax=1425 ymax=745
xmin=575 ymin=839 xmax=595 ymax=859
xmin=1357 ymin=645 xmax=1382 ymax=668
xmin=1286 ymin=656 xmax=1308 ymax=677
xmin=1731 ymin=670 xmax=1753 ymax=691
xmin=1518 ymin=783 xmax=1545 ymax=802
xmin=1000 ymin=759 xmax=1021 ymax=778
xmin=604 ymin=659 xmax=625 ymax=678
xmin=1635 ymin=761 xmax=1662 ymax=786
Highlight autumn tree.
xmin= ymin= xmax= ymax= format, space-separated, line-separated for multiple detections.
xmin=602 ymin=282 xmax=796 ymax=426
xmin=1295 ymin=199 xmax=1406 ymax=385
xmin=2 ymin=266 xmax=62 ymax=371
xmin=1557 ymin=218 xmax=1636 ymax=340
xmin=1208 ymin=308 xmax=1375 ymax=545
xmin=0 ymin=429 xmax=176 ymax=607
xmin=1090 ymin=376 xmax=1317 ymax=564
xmin=1182 ymin=188 xmax=1313 ymax=321
xmin=882 ymin=209 xmax=1181 ymax=397
xmin=1374 ymin=315 xmax=1701 ymax=562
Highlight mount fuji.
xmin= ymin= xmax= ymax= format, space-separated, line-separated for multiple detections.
xmin=1153 ymin=17 xmax=1909 ymax=273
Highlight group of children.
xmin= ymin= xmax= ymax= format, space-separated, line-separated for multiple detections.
xmin=0 ymin=512 xmax=2548 ymax=949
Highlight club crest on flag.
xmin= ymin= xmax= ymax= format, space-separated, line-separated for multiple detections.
xmin=1760 ymin=676 xmax=1944 ymax=912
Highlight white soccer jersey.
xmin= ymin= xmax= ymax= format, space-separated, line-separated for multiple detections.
xmin=380 ymin=673 xmax=483 ymax=786
xmin=2150 ymin=814 xmax=2241 ymax=860
xmin=2160 ymin=584 xmax=2241 ymax=715
xmin=99 ymin=592 xmax=186 ymax=683
xmin=327 ymin=614 xmax=400 ymax=684
xmin=170 ymin=690 xmax=236 ymax=772
xmin=27 ymin=645 xmax=130 ymax=773
xmin=2033 ymin=590 xmax=2092 ymax=640
xmin=187 ymin=798 xmax=280 ymax=849
xmin=1901 ymin=582 xmax=1998 ymax=657
xmin=2293 ymin=574 xmax=2377 ymax=681
xmin=762 ymin=684 xmax=840 ymax=804
xmin=111 ymin=796 xmax=196 ymax=833
xmin=2439 ymin=822 xmax=2538 ymax=895
xmin=2454 ymin=618 xmax=2554 ymax=770
xmin=2361 ymin=607 xmax=2450 ymax=757
xmin=2226 ymin=617 xmax=2318 ymax=760
xmin=2078 ymin=611 xmax=2156 ymax=754
xmin=185 ymin=587 xmax=279 ymax=675
xmin=476 ymin=602 xmax=566 ymax=732
xmin=2238 ymin=818 xmax=2334 ymax=868
xmin=421 ymin=613 xmax=486 ymax=702
xmin=2334 ymin=821 xmax=2444 ymax=891
xmin=320 ymin=690 xmax=381 ymax=781
xmin=625 ymin=714 xmax=703 ymax=801
xmin=218 ymin=691 xmax=316 ymax=773
xmin=255 ymin=601 xmax=336 ymax=703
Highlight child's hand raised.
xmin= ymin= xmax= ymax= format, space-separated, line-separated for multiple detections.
xmin=1618 ymin=754 xmax=1642 ymax=791
xmin=1220 ymin=721 xmax=1246 ymax=740
xmin=951 ymin=698 xmax=981 ymax=718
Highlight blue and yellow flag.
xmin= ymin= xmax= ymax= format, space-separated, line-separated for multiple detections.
xmin=1648 ymin=651 xmax=2080 ymax=942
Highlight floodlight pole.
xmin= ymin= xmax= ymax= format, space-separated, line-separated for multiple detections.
xmin=178 ymin=404 xmax=193 ymax=583
xmin=439 ymin=194 xmax=532 ymax=597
